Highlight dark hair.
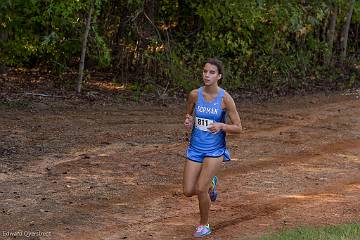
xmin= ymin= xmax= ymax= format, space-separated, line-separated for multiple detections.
xmin=205 ymin=58 xmax=224 ymax=84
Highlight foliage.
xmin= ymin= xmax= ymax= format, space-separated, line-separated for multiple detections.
xmin=0 ymin=0 xmax=359 ymax=95
xmin=0 ymin=0 xmax=109 ymax=71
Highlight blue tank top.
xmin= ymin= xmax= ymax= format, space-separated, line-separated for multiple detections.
xmin=190 ymin=87 xmax=227 ymax=151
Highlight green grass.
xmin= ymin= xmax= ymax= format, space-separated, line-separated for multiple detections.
xmin=0 ymin=99 xmax=31 ymax=109
xmin=256 ymin=223 xmax=360 ymax=240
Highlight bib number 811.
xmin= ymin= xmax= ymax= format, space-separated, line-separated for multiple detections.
xmin=198 ymin=118 xmax=209 ymax=126
xmin=195 ymin=117 xmax=214 ymax=132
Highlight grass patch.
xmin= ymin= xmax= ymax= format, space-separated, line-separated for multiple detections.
xmin=257 ymin=223 xmax=360 ymax=240
xmin=0 ymin=99 xmax=31 ymax=109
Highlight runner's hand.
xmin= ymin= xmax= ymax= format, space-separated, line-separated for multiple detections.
xmin=184 ymin=114 xmax=194 ymax=129
xmin=208 ymin=122 xmax=225 ymax=134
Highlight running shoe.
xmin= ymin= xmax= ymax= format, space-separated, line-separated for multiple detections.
xmin=209 ymin=176 xmax=218 ymax=202
xmin=193 ymin=224 xmax=212 ymax=238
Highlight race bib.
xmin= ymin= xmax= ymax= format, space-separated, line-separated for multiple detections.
xmin=195 ymin=117 xmax=214 ymax=132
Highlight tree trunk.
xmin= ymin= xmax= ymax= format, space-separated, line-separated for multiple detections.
xmin=115 ymin=3 xmax=129 ymax=45
xmin=177 ymin=0 xmax=187 ymax=29
xmin=143 ymin=0 xmax=157 ymax=38
xmin=340 ymin=0 xmax=355 ymax=62
xmin=356 ymin=23 xmax=359 ymax=54
xmin=325 ymin=5 xmax=337 ymax=65
xmin=0 ymin=31 xmax=8 ymax=73
xmin=76 ymin=2 xmax=94 ymax=94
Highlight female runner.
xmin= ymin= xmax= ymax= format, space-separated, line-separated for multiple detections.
xmin=183 ymin=58 xmax=242 ymax=238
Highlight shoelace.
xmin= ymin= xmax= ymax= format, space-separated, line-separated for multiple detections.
xmin=195 ymin=224 xmax=209 ymax=233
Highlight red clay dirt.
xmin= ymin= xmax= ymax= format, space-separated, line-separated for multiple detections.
xmin=1 ymin=89 xmax=360 ymax=240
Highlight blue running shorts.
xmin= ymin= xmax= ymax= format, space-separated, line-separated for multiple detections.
xmin=187 ymin=146 xmax=231 ymax=163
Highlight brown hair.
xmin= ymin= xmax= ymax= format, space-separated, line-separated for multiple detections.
xmin=205 ymin=58 xmax=224 ymax=84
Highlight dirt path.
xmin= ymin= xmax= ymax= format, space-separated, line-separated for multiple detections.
xmin=1 ymin=91 xmax=360 ymax=240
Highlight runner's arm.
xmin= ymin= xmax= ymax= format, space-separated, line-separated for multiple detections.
xmin=184 ymin=89 xmax=197 ymax=129
xmin=207 ymin=91 xmax=242 ymax=134
xmin=220 ymin=92 xmax=242 ymax=134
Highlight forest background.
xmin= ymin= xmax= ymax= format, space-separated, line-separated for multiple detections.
xmin=1 ymin=0 xmax=359 ymax=99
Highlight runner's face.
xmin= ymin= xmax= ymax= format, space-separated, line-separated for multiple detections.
xmin=202 ymin=63 xmax=221 ymax=86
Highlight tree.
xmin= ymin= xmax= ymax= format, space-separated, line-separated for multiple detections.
xmin=77 ymin=1 xmax=94 ymax=94
xmin=325 ymin=4 xmax=338 ymax=65
xmin=340 ymin=0 xmax=355 ymax=62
